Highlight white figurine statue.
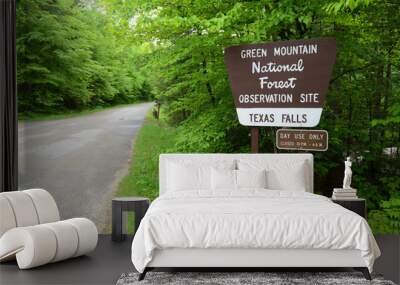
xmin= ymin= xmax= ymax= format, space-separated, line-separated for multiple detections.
xmin=342 ymin=157 xmax=353 ymax=189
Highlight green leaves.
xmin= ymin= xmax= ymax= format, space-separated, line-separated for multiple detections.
xmin=121 ymin=0 xmax=400 ymax=233
xmin=17 ymin=0 xmax=152 ymax=114
xmin=324 ymin=0 xmax=375 ymax=14
xmin=369 ymin=197 xmax=400 ymax=234
xmin=371 ymin=103 xmax=400 ymax=126
xmin=20 ymin=0 xmax=399 ymax=233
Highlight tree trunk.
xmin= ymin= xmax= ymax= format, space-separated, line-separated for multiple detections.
xmin=202 ymin=56 xmax=215 ymax=106
xmin=346 ymin=91 xmax=352 ymax=156
xmin=384 ymin=50 xmax=392 ymax=115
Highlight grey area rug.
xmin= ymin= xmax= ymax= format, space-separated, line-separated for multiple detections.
xmin=116 ymin=272 xmax=396 ymax=285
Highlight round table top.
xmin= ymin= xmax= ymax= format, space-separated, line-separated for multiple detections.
xmin=112 ymin=197 xmax=149 ymax=202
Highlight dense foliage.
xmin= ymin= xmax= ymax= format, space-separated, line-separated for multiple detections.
xmin=17 ymin=0 xmax=399 ymax=233
xmin=16 ymin=0 xmax=152 ymax=114
xmin=105 ymin=0 xmax=400 ymax=233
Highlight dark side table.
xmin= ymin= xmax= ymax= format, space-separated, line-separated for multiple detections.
xmin=332 ymin=198 xmax=366 ymax=218
xmin=112 ymin=197 xmax=150 ymax=242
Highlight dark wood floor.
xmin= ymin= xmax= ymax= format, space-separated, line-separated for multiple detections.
xmin=0 ymin=235 xmax=134 ymax=285
xmin=0 ymin=235 xmax=398 ymax=285
xmin=375 ymin=235 xmax=400 ymax=284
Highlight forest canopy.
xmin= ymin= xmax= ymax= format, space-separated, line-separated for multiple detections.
xmin=16 ymin=0 xmax=152 ymax=114
xmin=103 ymin=0 xmax=400 ymax=233
xmin=17 ymin=0 xmax=400 ymax=233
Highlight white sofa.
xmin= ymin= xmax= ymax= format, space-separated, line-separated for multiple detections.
xmin=0 ymin=189 xmax=98 ymax=269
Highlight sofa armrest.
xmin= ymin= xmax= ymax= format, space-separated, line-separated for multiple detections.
xmin=0 ymin=226 xmax=57 ymax=268
xmin=0 ymin=218 xmax=97 ymax=269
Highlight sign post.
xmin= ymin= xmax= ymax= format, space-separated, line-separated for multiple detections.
xmin=250 ymin=127 xmax=259 ymax=153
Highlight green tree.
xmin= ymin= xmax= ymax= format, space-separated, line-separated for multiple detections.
xmin=105 ymin=0 xmax=399 ymax=232
xmin=17 ymin=0 xmax=152 ymax=114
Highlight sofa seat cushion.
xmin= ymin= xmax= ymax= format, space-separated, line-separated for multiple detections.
xmin=0 ymin=218 xmax=97 ymax=269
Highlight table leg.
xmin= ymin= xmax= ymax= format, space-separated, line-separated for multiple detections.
xmin=134 ymin=202 xmax=149 ymax=234
xmin=122 ymin=211 xmax=127 ymax=235
xmin=112 ymin=201 xmax=124 ymax=242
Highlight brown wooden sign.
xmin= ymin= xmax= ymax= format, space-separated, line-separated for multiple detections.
xmin=225 ymin=38 xmax=336 ymax=127
xmin=276 ymin=129 xmax=328 ymax=151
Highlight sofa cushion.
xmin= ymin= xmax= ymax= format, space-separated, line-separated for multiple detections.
xmin=64 ymin=218 xmax=98 ymax=257
xmin=0 ymin=196 xmax=17 ymax=237
xmin=24 ymin=189 xmax=60 ymax=224
xmin=0 ymin=218 xmax=97 ymax=269
xmin=0 ymin=226 xmax=57 ymax=269
xmin=42 ymin=221 xmax=79 ymax=262
xmin=0 ymin=192 xmax=39 ymax=227
xmin=0 ymin=189 xmax=60 ymax=238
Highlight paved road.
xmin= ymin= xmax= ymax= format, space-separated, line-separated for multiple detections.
xmin=18 ymin=103 xmax=152 ymax=233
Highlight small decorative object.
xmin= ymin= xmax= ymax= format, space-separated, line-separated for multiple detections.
xmin=343 ymin=156 xmax=353 ymax=189
xmin=332 ymin=157 xmax=358 ymax=200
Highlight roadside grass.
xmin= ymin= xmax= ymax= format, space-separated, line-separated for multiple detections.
xmin=115 ymin=113 xmax=176 ymax=233
xmin=116 ymin=113 xmax=176 ymax=201
xmin=18 ymin=102 xmax=147 ymax=121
